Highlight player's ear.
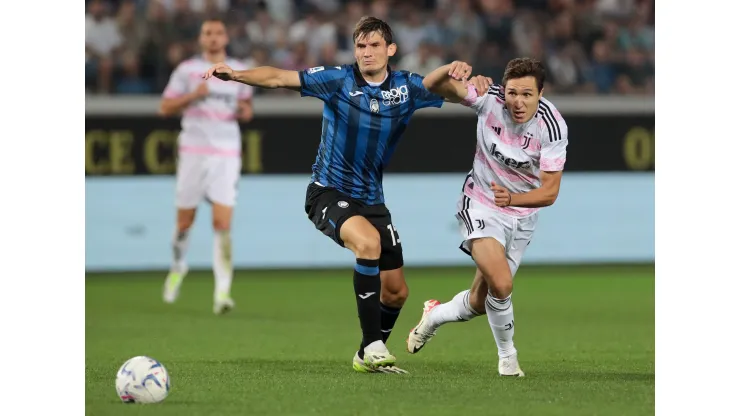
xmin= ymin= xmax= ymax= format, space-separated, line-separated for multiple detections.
xmin=387 ymin=43 xmax=397 ymax=57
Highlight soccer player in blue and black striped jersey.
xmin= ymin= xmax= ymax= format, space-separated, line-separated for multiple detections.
xmin=203 ymin=16 xmax=479 ymax=374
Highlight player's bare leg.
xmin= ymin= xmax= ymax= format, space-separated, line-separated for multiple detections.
xmin=341 ymin=216 xmax=406 ymax=374
xmin=470 ymin=238 xmax=524 ymax=377
xmin=211 ymin=202 xmax=235 ymax=315
xmin=163 ymin=208 xmax=196 ymax=303
xmin=407 ymin=268 xmax=485 ymax=353
xmin=379 ymin=268 xmax=409 ymax=344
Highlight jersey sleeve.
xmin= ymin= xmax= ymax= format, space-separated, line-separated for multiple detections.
xmin=408 ymin=73 xmax=444 ymax=110
xmin=460 ymin=84 xmax=502 ymax=114
xmin=162 ymin=64 xmax=188 ymax=99
xmin=298 ymin=65 xmax=348 ymax=101
xmin=538 ymin=104 xmax=569 ymax=172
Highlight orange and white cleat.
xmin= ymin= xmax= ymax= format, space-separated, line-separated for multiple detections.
xmin=406 ymin=299 xmax=441 ymax=354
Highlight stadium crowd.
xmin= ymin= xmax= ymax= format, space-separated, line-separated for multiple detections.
xmin=85 ymin=0 xmax=654 ymax=96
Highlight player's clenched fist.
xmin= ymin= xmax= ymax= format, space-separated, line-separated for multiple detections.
xmin=203 ymin=62 xmax=234 ymax=81
xmin=491 ymin=183 xmax=512 ymax=207
xmin=447 ymin=61 xmax=473 ymax=82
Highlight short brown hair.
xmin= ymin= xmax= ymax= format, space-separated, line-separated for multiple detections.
xmin=353 ymin=16 xmax=394 ymax=46
xmin=502 ymin=58 xmax=546 ymax=92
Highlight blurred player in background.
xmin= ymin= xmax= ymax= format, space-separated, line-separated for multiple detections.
xmin=202 ymin=16 xmax=483 ymax=374
xmin=158 ymin=18 xmax=254 ymax=315
xmin=406 ymin=58 xmax=569 ymax=377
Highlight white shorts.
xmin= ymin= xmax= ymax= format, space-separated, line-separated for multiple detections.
xmin=175 ymin=153 xmax=241 ymax=208
xmin=456 ymin=194 xmax=538 ymax=277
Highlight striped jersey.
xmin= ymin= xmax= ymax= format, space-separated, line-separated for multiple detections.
xmin=163 ymin=56 xmax=253 ymax=156
xmin=459 ymin=83 xmax=569 ymax=218
xmin=299 ymin=63 xmax=444 ymax=205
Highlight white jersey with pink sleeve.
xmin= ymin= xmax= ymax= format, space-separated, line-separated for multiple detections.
xmin=458 ymin=83 xmax=569 ymax=218
xmin=162 ymin=56 xmax=254 ymax=155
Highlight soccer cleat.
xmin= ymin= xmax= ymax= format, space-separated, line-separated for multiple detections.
xmin=406 ymin=299 xmax=441 ymax=354
xmin=498 ymin=354 xmax=525 ymax=377
xmin=352 ymin=352 xmax=408 ymax=374
xmin=213 ymin=293 xmax=235 ymax=315
xmin=163 ymin=268 xmax=188 ymax=303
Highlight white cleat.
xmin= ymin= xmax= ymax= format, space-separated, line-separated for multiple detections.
xmin=499 ymin=354 xmax=525 ymax=377
xmin=163 ymin=268 xmax=188 ymax=303
xmin=213 ymin=293 xmax=235 ymax=315
xmin=406 ymin=299 xmax=441 ymax=354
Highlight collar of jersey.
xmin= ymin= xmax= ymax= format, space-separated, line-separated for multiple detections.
xmin=352 ymin=63 xmax=393 ymax=90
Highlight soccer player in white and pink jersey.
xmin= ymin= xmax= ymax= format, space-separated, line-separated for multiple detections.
xmin=158 ymin=18 xmax=254 ymax=315
xmin=406 ymin=58 xmax=568 ymax=376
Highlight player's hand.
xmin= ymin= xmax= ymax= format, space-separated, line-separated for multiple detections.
xmin=468 ymin=75 xmax=494 ymax=97
xmin=491 ymin=183 xmax=512 ymax=207
xmin=238 ymin=102 xmax=253 ymax=122
xmin=448 ymin=61 xmax=473 ymax=83
xmin=203 ymin=62 xmax=234 ymax=81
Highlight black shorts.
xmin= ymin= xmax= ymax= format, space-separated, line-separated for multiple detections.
xmin=304 ymin=183 xmax=403 ymax=271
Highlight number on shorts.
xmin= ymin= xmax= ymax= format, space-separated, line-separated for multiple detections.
xmin=386 ymin=224 xmax=401 ymax=246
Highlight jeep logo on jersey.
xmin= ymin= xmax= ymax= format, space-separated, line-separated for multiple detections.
xmin=381 ymin=85 xmax=409 ymax=106
xmin=490 ymin=143 xmax=531 ymax=169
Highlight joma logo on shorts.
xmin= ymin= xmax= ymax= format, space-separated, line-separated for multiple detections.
xmin=489 ymin=143 xmax=531 ymax=169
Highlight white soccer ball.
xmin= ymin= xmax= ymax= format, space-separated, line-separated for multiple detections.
xmin=115 ymin=356 xmax=171 ymax=404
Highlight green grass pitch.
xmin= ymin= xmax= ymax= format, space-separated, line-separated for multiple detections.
xmin=85 ymin=265 xmax=654 ymax=416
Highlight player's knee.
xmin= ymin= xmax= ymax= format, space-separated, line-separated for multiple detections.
xmin=382 ymin=281 xmax=408 ymax=307
xmin=350 ymin=234 xmax=381 ymax=259
xmin=489 ymin=280 xmax=513 ymax=299
xmin=177 ymin=217 xmax=195 ymax=233
xmin=212 ymin=218 xmax=231 ymax=231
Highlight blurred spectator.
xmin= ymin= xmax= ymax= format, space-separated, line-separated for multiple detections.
xmin=398 ymin=40 xmax=444 ymax=76
xmin=86 ymin=0 xmax=655 ymax=96
xmin=584 ymin=39 xmax=617 ymax=94
xmin=86 ymin=0 xmax=123 ymax=93
xmin=115 ymin=51 xmax=154 ymax=94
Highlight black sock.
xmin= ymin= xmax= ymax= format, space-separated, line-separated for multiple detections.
xmin=380 ymin=303 xmax=402 ymax=343
xmin=353 ymin=258 xmax=381 ymax=358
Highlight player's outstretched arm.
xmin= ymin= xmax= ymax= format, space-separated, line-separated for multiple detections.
xmin=422 ymin=61 xmax=477 ymax=103
xmin=203 ymin=63 xmax=301 ymax=92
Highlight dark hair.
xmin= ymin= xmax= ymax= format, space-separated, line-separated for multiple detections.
xmin=502 ymin=58 xmax=546 ymax=92
xmin=201 ymin=17 xmax=226 ymax=27
xmin=353 ymin=16 xmax=394 ymax=46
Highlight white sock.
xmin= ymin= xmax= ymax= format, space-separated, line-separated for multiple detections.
xmin=485 ymin=294 xmax=517 ymax=358
xmin=171 ymin=229 xmax=190 ymax=273
xmin=427 ymin=290 xmax=483 ymax=329
xmin=213 ymin=230 xmax=233 ymax=296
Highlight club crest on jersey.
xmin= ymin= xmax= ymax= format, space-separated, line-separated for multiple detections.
xmin=381 ymin=85 xmax=409 ymax=106
xmin=522 ymin=132 xmax=535 ymax=150
xmin=370 ymin=99 xmax=380 ymax=113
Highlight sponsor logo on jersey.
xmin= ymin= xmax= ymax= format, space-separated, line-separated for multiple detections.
xmin=489 ymin=143 xmax=531 ymax=169
xmin=381 ymin=85 xmax=409 ymax=106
